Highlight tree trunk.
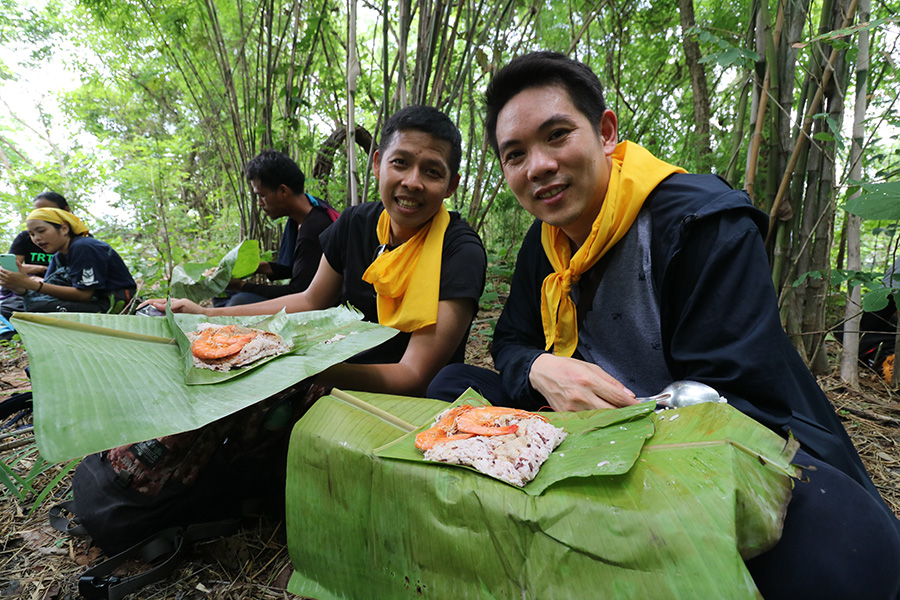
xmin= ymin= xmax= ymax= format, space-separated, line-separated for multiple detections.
xmin=677 ymin=0 xmax=713 ymax=172
xmin=840 ymin=0 xmax=870 ymax=386
xmin=346 ymin=0 xmax=360 ymax=205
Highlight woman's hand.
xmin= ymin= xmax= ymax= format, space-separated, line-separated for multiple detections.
xmin=138 ymin=297 xmax=209 ymax=315
xmin=0 ymin=267 xmax=37 ymax=295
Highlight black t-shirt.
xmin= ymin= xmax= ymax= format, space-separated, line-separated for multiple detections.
xmin=320 ymin=201 xmax=486 ymax=365
xmin=243 ymin=200 xmax=338 ymax=298
xmin=9 ymin=231 xmax=53 ymax=267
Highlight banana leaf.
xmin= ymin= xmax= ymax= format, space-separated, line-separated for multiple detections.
xmin=11 ymin=307 xmax=397 ymax=462
xmin=374 ymin=388 xmax=657 ymax=494
xmin=285 ymin=393 xmax=799 ymax=599
xmin=167 ymin=307 xmax=309 ymax=385
xmin=170 ymin=240 xmax=259 ymax=302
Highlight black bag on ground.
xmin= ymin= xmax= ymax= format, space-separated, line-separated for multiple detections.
xmin=51 ymin=381 xmax=326 ymax=598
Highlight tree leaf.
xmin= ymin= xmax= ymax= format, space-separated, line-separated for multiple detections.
xmin=842 ymin=182 xmax=900 ymax=220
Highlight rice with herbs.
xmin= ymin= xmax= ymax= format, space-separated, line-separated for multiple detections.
xmin=187 ymin=323 xmax=291 ymax=371
xmin=423 ymin=417 xmax=567 ymax=487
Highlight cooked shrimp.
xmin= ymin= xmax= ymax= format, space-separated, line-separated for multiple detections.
xmin=455 ymin=406 xmax=548 ymax=436
xmin=415 ymin=404 xmax=476 ymax=451
xmin=191 ymin=325 xmax=259 ymax=360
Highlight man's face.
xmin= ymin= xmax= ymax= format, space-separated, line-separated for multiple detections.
xmin=251 ymin=178 xmax=288 ymax=220
xmin=373 ymin=129 xmax=460 ymax=244
xmin=495 ymin=85 xmax=617 ymax=246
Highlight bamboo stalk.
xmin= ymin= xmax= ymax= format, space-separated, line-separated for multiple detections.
xmin=11 ymin=313 xmax=176 ymax=345
xmin=764 ymin=0 xmax=860 ymax=246
xmin=330 ymin=388 xmax=417 ymax=432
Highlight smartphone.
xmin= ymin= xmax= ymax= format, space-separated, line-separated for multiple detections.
xmin=0 ymin=254 xmax=18 ymax=271
xmin=135 ymin=305 xmax=165 ymax=317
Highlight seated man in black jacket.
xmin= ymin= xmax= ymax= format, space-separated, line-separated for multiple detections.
xmin=428 ymin=51 xmax=900 ymax=599
xmin=224 ymin=150 xmax=339 ymax=306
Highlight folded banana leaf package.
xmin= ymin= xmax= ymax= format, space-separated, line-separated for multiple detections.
xmin=12 ymin=306 xmax=397 ymax=462
xmin=285 ymin=389 xmax=800 ymax=599
xmin=170 ymin=239 xmax=260 ymax=302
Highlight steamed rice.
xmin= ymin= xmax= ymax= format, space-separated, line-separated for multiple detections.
xmin=187 ymin=323 xmax=291 ymax=371
xmin=423 ymin=416 xmax=567 ymax=487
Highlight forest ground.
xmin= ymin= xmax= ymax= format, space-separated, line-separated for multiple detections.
xmin=1 ymin=306 xmax=899 ymax=599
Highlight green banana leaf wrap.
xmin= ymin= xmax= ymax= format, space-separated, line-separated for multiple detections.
xmin=168 ymin=307 xmax=309 ymax=385
xmin=285 ymin=390 xmax=799 ymax=599
xmin=12 ymin=307 xmax=397 ymax=462
xmin=170 ymin=240 xmax=260 ymax=302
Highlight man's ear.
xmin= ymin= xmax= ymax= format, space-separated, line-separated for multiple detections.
xmin=444 ymin=173 xmax=461 ymax=198
xmin=600 ymin=109 xmax=618 ymax=155
xmin=372 ymin=149 xmax=381 ymax=180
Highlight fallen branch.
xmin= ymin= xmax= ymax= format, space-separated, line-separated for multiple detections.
xmin=837 ymin=404 xmax=900 ymax=427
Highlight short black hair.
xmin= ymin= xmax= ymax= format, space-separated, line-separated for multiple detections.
xmin=379 ymin=105 xmax=462 ymax=178
xmin=484 ymin=51 xmax=608 ymax=158
xmin=245 ymin=150 xmax=306 ymax=194
xmin=33 ymin=191 xmax=69 ymax=210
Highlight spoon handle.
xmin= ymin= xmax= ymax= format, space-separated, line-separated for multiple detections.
xmin=635 ymin=392 xmax=671 ymax=404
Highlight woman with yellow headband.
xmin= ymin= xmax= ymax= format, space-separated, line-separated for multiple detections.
xmin=0 ymin=207 xmax=136 ymax=313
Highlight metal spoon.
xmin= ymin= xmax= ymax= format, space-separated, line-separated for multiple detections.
xmin=635 ymin=380 xmax=725 ymax=409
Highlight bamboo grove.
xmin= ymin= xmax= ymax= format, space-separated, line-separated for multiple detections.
xmin=1 ymin=0 xmax=899 ymax=384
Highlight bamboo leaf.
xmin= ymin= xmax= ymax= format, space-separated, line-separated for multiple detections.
xmin=12 ymin=307 xmax=397 ymax=461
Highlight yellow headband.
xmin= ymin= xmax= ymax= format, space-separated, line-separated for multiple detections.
xmin=26 ymin=208 xmax=89 ymax=236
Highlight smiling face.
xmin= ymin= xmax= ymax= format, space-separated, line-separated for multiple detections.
xmin=27 ymin=219 xmax=71 ymax=254
xmin=495 ymin=85 xmax=618 ymax=246
xmin=251 ymin=178 xmax=289 ymax=220
xmin=373 ymin=129 xmax=461 ymax=244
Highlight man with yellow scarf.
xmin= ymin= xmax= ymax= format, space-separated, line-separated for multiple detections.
xmin=427 ymin=52 xmax=900 ymax=599
xmin=144 ymin=105 xmax=486 ymax=397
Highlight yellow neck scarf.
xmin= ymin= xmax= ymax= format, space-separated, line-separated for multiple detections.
xmin=361 ymin=205 xmax=450 ymax=332
xmin=540 ymin=141 xmax=686 ymax=356
xmin=26 ymin=208 xmax=89 ymax=236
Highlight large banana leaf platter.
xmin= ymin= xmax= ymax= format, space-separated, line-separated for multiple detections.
xmin=11 ymin=306 xmax=397 ymax=462
xmin=170 ymin=240 xmax=260 ymax=302
xmin=286 ymin=389 xmax=799 ymax=599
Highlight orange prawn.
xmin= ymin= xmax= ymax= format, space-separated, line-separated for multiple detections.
xmin=455 ymin=406 xmax=548 ymax=436
xmin=191 ymin=325 xmax=259 ymax=360
xmin=415 ymin=404 xmax=476 ymax=450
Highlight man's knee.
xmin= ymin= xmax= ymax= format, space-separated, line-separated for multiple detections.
xmin=427 ymin=364 xmax=505 ymax=403
xmin=746 ymin=452 xmax=900 ymax=599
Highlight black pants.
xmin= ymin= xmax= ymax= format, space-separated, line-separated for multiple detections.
xmin=428 ymin=364 xmax=900 ymax=599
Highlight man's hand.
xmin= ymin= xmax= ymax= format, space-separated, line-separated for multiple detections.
xmin=529 ymin=353 xmax=637 ymax=411
xmin=226 ymin=278 xmax=244 ymax=291
xmin=138 ymin=297 xmax=209 ymax=315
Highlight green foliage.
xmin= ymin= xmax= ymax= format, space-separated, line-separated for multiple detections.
xmin=0 ymin=442 xmax=80 ymax=515
xmin=688 ymin=26 xmax=759 ymax=69
xmin=843 ymin=182 xmax=900 ymax=220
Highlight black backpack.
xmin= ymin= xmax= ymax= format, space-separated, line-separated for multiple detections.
xmin=50 ymin=381 xmax=324 ymax=599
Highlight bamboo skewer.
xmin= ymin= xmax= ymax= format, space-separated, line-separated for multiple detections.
xmin=330 ymin=388 xmax=417 ymax=432
xmin=11 ymin=313 xmax=176 ymax=345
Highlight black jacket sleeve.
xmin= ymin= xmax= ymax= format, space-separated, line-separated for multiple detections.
xmin=491 ymin=220 xmax=554 ymax=410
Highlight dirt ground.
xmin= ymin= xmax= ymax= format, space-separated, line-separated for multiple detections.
xmin=1 ymin=315 xmax=899 ymax=599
